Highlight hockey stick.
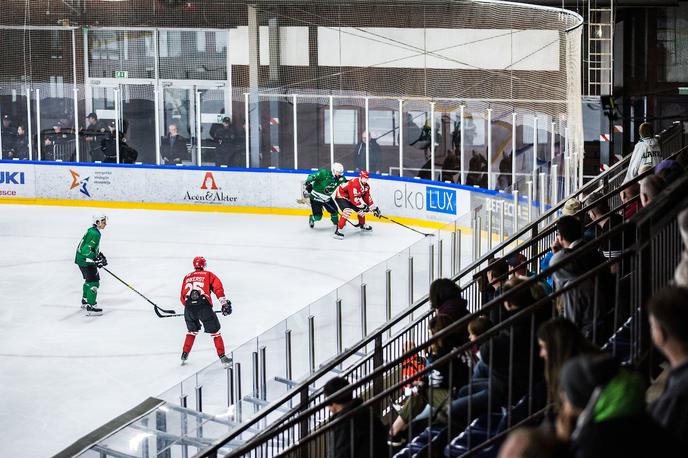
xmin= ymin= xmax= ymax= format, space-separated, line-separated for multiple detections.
xmin=100 ymin=267 xmax=177 ymax=317
xmin=157 ymin=310 xmax=223 ymax=318
xmin=379 ymin=215 xmax=435 ymax=237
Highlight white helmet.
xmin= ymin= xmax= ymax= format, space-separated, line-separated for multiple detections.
xmin=93 ymin=213 xmax=107 ymax=225
xmin=331 ymin=162 xmax=344 ymax=175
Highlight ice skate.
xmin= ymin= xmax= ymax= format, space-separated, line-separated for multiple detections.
xmin=333 ymin=228 xmax=344 ymax=240
xmin=81 ymin=298 xmax=87 ymax=310
xmin=219 ymin=354 xmax=233 ymax=369
xmin=85 ymin=304 xmax=103 ymax=316
xmin=359 ymin=224 xmax=373 ymax=231
xmin=308 ymin=215 xmax=315 ymax=228
xmin=181 ymin=352 xmax=189 ymax=366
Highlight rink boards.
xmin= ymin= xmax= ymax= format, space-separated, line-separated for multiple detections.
xmin=0 ymin=161 xmax=528 ymax=228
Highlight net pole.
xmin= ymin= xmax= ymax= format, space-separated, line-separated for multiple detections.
xmin=154 ymin=88 xmax=161 ymax=165
xmin=26 ymin=87 xmax=33 ymax=161
xmin=195 ymin=90 xmax=202 ymax=166
xmin=399 ymin=99 xmax=403 ymax=177
xmin=487 ymin=107 xmax=493 ymax=189
xmin=293 ymin=95 xmax=298 ymax=169
xmin=0 ymin=99 xmax=3 ymax=158
xmin=72 ymin=28 xmax=80 ymax=163
xmin=114 ymin=87 xmax=120 ymax=164
xmin=532 ymin=115 xmax=538 ymax=176
xmin=329 ymin=96 xmax=334 ymax=169
xmin=512 ymin=112 xmax=517 ymax=189
xmin=460 ymin=104 xmax=465 ymax=184
xmin=36 ymin=89 xmax=41 ymax=161
xmin=244 ymin=92 xmax=250 ymax=168
xmin=365 ymin=96 xmax=369 ymax=172
xmin=550 ymin=121 xmax=556 ymax=163
xmin=430 ymin=101 xmax=435 ymax=180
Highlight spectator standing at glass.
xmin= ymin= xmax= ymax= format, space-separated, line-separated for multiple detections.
xmin=353 ymin=130 xmax=382 ymax=174
xmin=8 ymin=125 xmax=29 ymax=160
xmin=212 ymin=117 xmax=235 ymax=167
xmin=161 ymin=123 xmax=189 ymax=165
xmin=83 ymin=112 xmax=104 ymax=162
xmin=1 ymin=114 xmax=16 ymax=155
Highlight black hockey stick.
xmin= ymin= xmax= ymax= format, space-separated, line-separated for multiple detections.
xmin=158 ymin=310 xmax=223 ymax=318
xmin=101 ymin=267 xmax=176 ymax=317
xmin=379 ymin=215 xmax=435 ymax=237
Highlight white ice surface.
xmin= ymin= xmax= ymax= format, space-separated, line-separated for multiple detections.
xmin=0 ymin=204 xmax=458 ymax=457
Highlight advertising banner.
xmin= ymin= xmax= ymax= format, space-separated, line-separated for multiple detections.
xmin=0 ymin=162 xmax=35 ymax=199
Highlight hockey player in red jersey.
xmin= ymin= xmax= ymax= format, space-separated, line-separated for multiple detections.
xmin=333 ymin=170 xmax=381 ymax=239
xmin=179 ymin=256 xmax=233 ymax=368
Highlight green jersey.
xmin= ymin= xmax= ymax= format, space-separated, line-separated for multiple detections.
xmin=305 ymin=169 xmax=347 ymax=200
xmin=75 ymin=226 xmax=102 ymax=267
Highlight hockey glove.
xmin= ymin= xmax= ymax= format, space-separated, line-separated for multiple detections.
xmin=220 ymin=298 xmax=233 ymax=316
xmin=305 ymin=182 xmax=313 ymax=193
xmin=373 ymin=207 xmax=381 ymax=218
xmin=95 ymin=253 xmax=108 ymax=268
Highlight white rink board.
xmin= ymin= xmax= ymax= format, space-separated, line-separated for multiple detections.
xmin=1 ymin=162 xmax=475 ymax=224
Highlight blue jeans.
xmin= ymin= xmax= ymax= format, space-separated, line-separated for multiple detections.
xmin=448 ymin=378 xmax=506 ymax=429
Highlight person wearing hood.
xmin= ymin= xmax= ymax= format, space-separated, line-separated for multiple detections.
xmin=623 ymin=122 xmax=662 ymax=183
xmin=557 ymin=354 xmax=677 ymax=457
xmin=323 ymin=376 xmax=388 ymax=458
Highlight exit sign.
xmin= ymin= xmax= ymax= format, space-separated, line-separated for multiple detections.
xmin=679 ymin=87 xmax=688 ymax=95
xmin=114 ymin=71 xmax=128 ymax=78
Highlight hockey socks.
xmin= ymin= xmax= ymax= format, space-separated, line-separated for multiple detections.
xmin=212 ymin=332 xmax=226 ymax=357
xmin=183 ymin=332 xmax=197 ymax=354
xmin=83 ymin=281 xmax=99 ymax=305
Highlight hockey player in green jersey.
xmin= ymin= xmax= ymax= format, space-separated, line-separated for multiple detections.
xmin=75 ymin=214 xmax=108 ymax=315
xmin=305 ymin=162 xmax=347 ymax=228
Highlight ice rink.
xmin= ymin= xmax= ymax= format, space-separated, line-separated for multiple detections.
xmin=0 ymin=203 xmax=455 ymax=457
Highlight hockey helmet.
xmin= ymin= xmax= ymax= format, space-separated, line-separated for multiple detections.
xmin=92 ymin=213 xmax=107 ymax=225
xmin=331 ymin=162 xmax=344 ymax=176
xmin=193 ymin=256 xmax=207 ymax=270
xmin=359 ymin=170 xmax=369 ymax=183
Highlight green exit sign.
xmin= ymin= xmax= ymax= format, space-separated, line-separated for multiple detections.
xmin=679 ymin=87 xmax=688 ymax=95
xmin=114 ymin=71 xmax=128 ymax=79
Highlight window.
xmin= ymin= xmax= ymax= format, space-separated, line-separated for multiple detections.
xmin=324 ymin=108 xmax=358 ymax=144
xmin=368 ymin=110 xmax=398 ymax=146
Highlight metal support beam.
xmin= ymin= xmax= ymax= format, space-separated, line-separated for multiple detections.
xmin=360 ymin=283 xmax=367 ymax=338
xmin=399 ymin=99 xmax=404 ymax=176
xmin=487 ymin=107 xmax=493 ymax=189
xmin=336 ymin=299 xmax=343 ymax=355
xmin=308 ymin=315 xmax=316 ymax=373
xmin=460 ymin=104 xmax=465 ymax=184
xmin=430 ymin=102 xmax=436 ymax=180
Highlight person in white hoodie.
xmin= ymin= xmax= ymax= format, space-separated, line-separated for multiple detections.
xmin=624 ymin=122 xmax=662 ymax=183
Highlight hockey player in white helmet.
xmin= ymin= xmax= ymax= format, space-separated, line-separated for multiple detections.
xmin=74 ymin=213 xmax=108 ymax=315
xmin=304 ymin=162 xmax=348 ymax=228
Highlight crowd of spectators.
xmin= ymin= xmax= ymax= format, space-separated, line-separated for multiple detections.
xmin=319 ymin=123 xmax=688 ymax=457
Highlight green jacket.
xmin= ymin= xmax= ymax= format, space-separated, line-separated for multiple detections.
xmin=306 ymin=169 xmax=347 ymax=200
xmin=75 ymin=226 xmax=101 ymax=267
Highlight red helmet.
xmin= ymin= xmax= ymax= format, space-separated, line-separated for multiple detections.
xmin=359 ymin=171 xmax=369 ymax=181
xmin=193 ymin=256 xmax=207 ymax=270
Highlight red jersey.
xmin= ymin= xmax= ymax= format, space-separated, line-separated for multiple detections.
xmin=335 ymin=177 xmax=374 ymax=208
xmin=180 ymin=269 xmax=226 ymax=306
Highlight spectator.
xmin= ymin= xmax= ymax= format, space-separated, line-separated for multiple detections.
xmin=485 ymin=258 xmax=509 ymax=323
xmin=8 ymin=125 xmax=29 ymax=160
xmin=43 ymin=121 xmax=70 ymax=161
xmin=465 ymin=315 xmax=492 ymax=372
xmin=161 ymin=123 xmax=189 ymax=165
xmin=100 ymin=121 xmax=120 ymax=163
xmin=497 ymin=427 xmax=566 ymax=458
xmin=441 ymin=149 xmax=458 ymax=183
xmin=540 ymin=198 xmax=584 ymax=289
xmin=323 ymin=376 xmax=388 ymax=458
xmin=400 ymin=340 xmax=425 ymax=397
xmin=389 ymin=315 xmax=457 ymax=444
xmin=640 ymin=175 xmax=666 ymax=207
xmin=620 ymin=182 xmax=641 ymax=220
xmin=550 ymin=216 xmax=613 ymax=343
xmin=212 ymin=117 xmax=236 ymax=167
xmin=536 ymin=318 xmax=599 ymax=428
xmin=353 ymin=131 xmax=381 ymax=174
xmin=624 ymin=122 xmax=662 ymax=183
xmin=557 ymin=354 xmax=676 ymax=457
xmin=675 ymin=208 xmax=688 ymax=288
xmin=648 ymin=286 xmax=688 ymax=448
xmin=506 ymin=253 xmax=531 ymax=277
xmin=82 ymin=112 xmax=104 ymax=161
xmin=585 ymin=191 xmax=629 ymax=263
xmin=466 ymin=150 xmax=488 ymax=188
xmin=655 ymin=159 xmax=683 ymax=185
xmin=429 ymin=278 xmax=469 ymax=325
xmin=448 ymin=277 xmax=548 ymax=431
xmin=1 ymin=114 xmax=16 ymax=154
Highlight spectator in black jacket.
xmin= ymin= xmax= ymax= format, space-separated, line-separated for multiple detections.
xmin=648 ymin=286 xmax=688 ymax=448
xmin=161 ymin=123 xmax=189 ymax=165
xmin=8 ymin=125 xmax=30 ymax=159
xmin=323 ymin=376 xmax=388 ymax=458
xmin=485 ymin=258 xmax=509 ymax=323
xmin=550 ymin=216 xmax=613 ymax=343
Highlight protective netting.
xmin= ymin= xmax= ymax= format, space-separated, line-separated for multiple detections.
xmin=0 ymin=0 xmax=584 ymax=199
